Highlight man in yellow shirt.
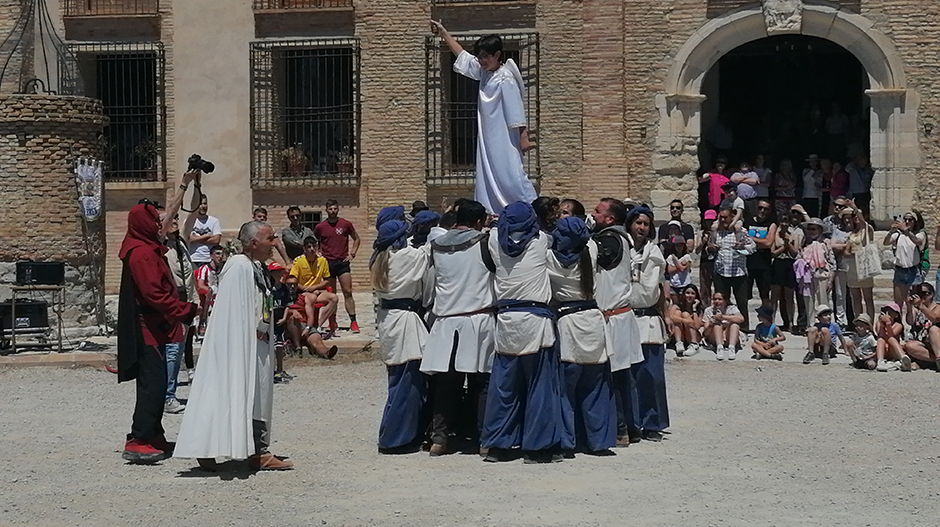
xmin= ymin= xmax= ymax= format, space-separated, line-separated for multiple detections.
xmin=289 ymin=237 xmax=339 ymax=338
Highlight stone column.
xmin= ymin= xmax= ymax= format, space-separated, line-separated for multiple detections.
xmin=866 ymin=88 xmax=919 ymax=223
xmin=0 ymin=94 xmax=108 ymax=331
xmin=651 ymin=93 xmax=706 ymax=223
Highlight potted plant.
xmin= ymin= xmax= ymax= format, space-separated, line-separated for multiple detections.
xmin=281 ymin=144 xmax=307 ymax=178
xmin=335 ymin=146 xmax=354 ymax=174
xmin=133 ymin=140 xmax=160 ymax=179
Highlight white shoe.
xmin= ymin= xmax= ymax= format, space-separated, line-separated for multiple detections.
xmin=717 ymin=347 xmax=726 ymax=361
xmin=187 ymin=369 xmax=195 ymax=382
xmin=900 ymin=355 xmax=912 ymax=372
xmin=675 ymin=341 xmax=686 ymax=356
xmin=727 ymin=347 xmax=737 ymax=361
xmin=164 ymin=398 xmax=186 ymax=414
xmin=684 ymin=343 xmax=700 ymax=357
xmin=876 ymin=359 xmax=899 ymax=372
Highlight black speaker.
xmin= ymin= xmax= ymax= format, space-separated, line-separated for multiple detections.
xmin=0 ymin=300 xmax=49 ymax=331
xmin=15 ymin=261 xmax=65 ymax=285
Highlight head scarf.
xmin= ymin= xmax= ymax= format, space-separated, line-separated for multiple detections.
xmin=371 ymin=220 xmax=409 ymax=266
xmin=119 ymin=203 xmax=162 ymax=260
xmin=410 ymin=210 xmax=442 ymax=248
xmin=375 ymin=206 xmax=405 ymax=229
xmin=497 ymin=201 xmax=540 ymax=257
xmin=552 ymin=216 xmax=591 ymax=267
xmin=412 ymin=210 xmax=440 ymax=228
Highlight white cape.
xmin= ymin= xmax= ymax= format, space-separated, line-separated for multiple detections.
xmin=175 ymin=254 xmax=274 ymax=460
xmin=454 ymin=51 xmax=537 ymax=214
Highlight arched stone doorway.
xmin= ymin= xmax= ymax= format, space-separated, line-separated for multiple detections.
xmin=653 ymin=3 xmax=918 ymax=223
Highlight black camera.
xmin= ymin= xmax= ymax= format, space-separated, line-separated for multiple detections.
xmin=187 ymin=154 xmax=215 ymax=174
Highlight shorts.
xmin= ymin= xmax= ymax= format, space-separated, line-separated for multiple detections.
xmin=328 ymin=260 xmax=351 ymax=277
xmin=893 ymin=266 xmax=921 ymax=286
xmin=771 ymin=258 xmax=797 ymax=289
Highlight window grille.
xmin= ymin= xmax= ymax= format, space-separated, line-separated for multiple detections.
xmin=63 ymin=0 xmax=160 ymax=16
xmin=66 ymin=42 xmax=166 ymax=182
xmin=252 ymin=0 xmax=353 ymax=8
xmin=251 ymin=39 xmax=361 ymax=188
xmin=300 ymin=211 xmax=322 ymax=230
xmin=431 ymin=0 xmax=525 ymax=4
xmin=425 ymin=33 xmax=539 ymax=187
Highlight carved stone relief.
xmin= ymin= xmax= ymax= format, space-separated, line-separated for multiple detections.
xmin=761 ymin=0 xmax=804 ymax=35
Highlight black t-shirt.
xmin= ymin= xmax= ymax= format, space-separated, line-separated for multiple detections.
xmin=657 ymin=221 xmax=694 ymax=243
xmin=744 ymin=216 xmax=775 ymax=270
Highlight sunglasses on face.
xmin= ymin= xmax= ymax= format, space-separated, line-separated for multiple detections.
xmin=670 ymin=206 xmax=682 ymax=211
xmin=904 ymin=217 xmax=915 ymax=222
xmin=757 ymin=205 xmax=770 ymax=211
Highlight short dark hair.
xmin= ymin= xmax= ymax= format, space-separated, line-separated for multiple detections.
xmin=303 ymin=236 xmax=319 ymax=247
xmin=473 ymin=35 xmax=503 ymax=58
xmin=532 ymin=196 xmax=560 ymax=225
xmin=560 ymin=198 xmax=585 ymax=218
xmin=325 ymin=199 xmax=338 ymax=208
xmin=286 ymin=206 xmax=301 ymax=216
xmin=455 ymin=200 xmax=487 ymax=227
xmin=439 ymin=211 xmax=458 ymax=229
xmin=253 ymin=207 xmax=267 ymax=215
xmin=199 ymin=195 xmax=208 ymax=204
xmin=670 ymin=199 xmax=683 ymax=207
xmin=600 ymin=197 xmax=627 ymax=225
xmin=209 ymin=244 xmax=225 ymax=254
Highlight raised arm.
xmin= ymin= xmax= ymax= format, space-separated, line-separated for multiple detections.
xmin=430 ymin=20 xmax=464 ymax=57
xmin=160 ymin=170 xmax=198 ymax=237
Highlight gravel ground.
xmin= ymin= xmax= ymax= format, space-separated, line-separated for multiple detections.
xmin=1 ymin=348 xmax=938 ymax=527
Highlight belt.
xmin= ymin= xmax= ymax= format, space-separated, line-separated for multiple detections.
xmin=632 ymin=307 xmax=661 ymax=318
xmin=602 ymin=306 xmax=631 ymax=321
xmin=379 ymin=298 xmax=423 ymax=312
xmin=557 ymin=300 xmax=598 ymax=319
xmin=496 ymin=300 xmax=552 ymax=313
xmin=437 ymin=306 xmax=496 ymax=319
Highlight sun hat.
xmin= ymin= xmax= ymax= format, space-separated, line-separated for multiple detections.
xmin=853 ymin=313 xmax=872 ymax=327
xmin=814 ymin=304 xmax=832 ymax=318
xmin=882 ymin=302 xmax=901 ymax=314
xmin=703 ymin=210 xmax=717 ymax=220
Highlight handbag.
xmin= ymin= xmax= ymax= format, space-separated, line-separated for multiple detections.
xmin=856 ymin=242 xmax=881 ymax=281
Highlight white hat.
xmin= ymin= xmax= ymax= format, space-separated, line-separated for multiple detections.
xmin=815 ymin=304 xmax=833 ymax=318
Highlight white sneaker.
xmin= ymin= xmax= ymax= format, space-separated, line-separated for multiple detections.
xmin=876 ymin=359 xmax=899 ymax=372
xmin=900 ymin=355 xmax=912 ymax=372
xmin=684 ymin=343 xmax=700 ymax=357
xmin=717 ymin=347 xmax=726 ymax=361
xmin=164 ymin=398 xmax=186 ymax=414
xmin=727 ymin=347 xmax=737 ymax=361
xmin=187 ymin=369 xmax=195 ymax=382
xmin=675 ymin=341 xmax=686 ymax=356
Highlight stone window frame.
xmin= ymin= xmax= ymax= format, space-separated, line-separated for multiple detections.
xmin=424 ymin=31 xmax=540 ymax=187
xmin=249 ymin=38 xmax=361 ymax=189
xmin=66 ymin=41 xmax=167 ymax=182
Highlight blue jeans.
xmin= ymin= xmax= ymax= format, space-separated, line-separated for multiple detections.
xmin=165 ymin=341 xmax=184 ymax=400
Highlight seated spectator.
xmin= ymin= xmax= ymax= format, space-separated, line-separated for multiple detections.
xmin=669 ymin=285 xmax=704 ymax=357
xmin=665 ymin=237 xmax=693 ymax=301
xmin=903 ymin=283 xmax=940 ymax=371
xmin=804 ymin=305 xmax=843 ymax=365
xmin=702 ymin=291 xmax=744 ymax=361
xmin=289 ymin=237 xmax=340 ymax=338
xmin=844 ymin=313 xmax=877 ymax=370
xmin=874 ymin=303 xmax=908 ymax=372
xmin=276 ymin=273 xmax=337 ymax=360
xmin=267 ymin=263 xmax=293 ymax=383
xmin=751 ymin=305 xmax=784 ymax=361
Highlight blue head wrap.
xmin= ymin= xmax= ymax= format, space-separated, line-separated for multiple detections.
xmin=412 ymin=210 xmax=440 ymax=228
xmin=375 ymin=206 xmax=405 ymax=229
xmin=409 ymin=210 xmax=442 ymax=248
xmin=552 ymin=216 xmax=591 ymax=267
xmin=625 ymin=205 xmax=655 ymax=242
xmin=373 ymin=220 xmax=409 ymax=253
xmin=497 ymin=201 xmax=540 ymax=257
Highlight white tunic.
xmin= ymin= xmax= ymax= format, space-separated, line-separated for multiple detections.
xmin=546 ymin=241 xmax=608 ymax=364
xmin=175 ymin=255 xmax=273 ymax=460
xmin=594 ymin=228 xmax=643 ymax=371
xmin=421 ymin=230 xmax=496 ymax=374
xmin=627 ymin=239 xmax=668 ymax=345
xmin=375 ymin=246 xmax=430 ymax=366
xmin=488 ymin=232 xmax=555 ymax=356
xmin=453 ymin=51 xmax=537 ymax=215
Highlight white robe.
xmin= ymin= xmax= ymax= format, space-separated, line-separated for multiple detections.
xmin=546 ymin=241 xmax=608 ymax=364
xmin=375 ymin=246 xmax=430 ymax=366
xmin=175 ymin=254 xmax=274 ymax=460
xmin=627 ymin=240 xmax=668 ymax=345
xmin=453 ymin=50 xmax=537 ymax=215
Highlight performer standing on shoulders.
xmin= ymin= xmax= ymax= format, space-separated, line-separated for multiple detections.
xmin=431 ymin=20 xmax=537 ymax=215
xmin=372 ymin=220 xmax=432 ymax=454
xmin=624 ymin=206 xmax=671 ymax=442
xmin=117 ymin=203 xmax=198 ymax=464
xmin=547 ymin=216 xmax=616 ymax=455
xmin=175 ymin=221 xmax=293 ymax=471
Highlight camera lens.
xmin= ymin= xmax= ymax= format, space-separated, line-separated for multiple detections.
xmin=201 ymin=160 xmax=215 ymax=173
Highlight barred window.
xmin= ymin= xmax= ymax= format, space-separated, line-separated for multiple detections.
xmin=425 ymin=33 xmax=539 ymax=186
xmin=300 ymin=211 xmax=322 ymax=230
xmin=251 ymin=39 xmax=360 ymax=188
xmin=67 ymin=42 xmax=166 ymax=182
xmin=253 ymin=0 xmax=353 ymax=8
xmin=63 ymin=0 xmax=160 ymax=16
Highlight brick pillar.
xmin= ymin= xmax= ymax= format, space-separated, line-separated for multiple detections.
xmin=0 ymin=94 xmax=109 ymax=329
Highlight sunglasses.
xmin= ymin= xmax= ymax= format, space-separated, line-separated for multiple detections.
xmin=757 ymin=205 xmax=770 ymax=211
xmin=670 ymin=206 xmax=682 ymax=211
xmin=904 ymin=217 xmax=915 ymax=222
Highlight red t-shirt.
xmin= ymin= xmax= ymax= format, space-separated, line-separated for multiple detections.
xmin=314 ymin=218 xmax=355 ymax=262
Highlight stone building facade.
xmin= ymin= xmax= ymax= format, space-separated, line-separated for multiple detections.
xmin=16 ymin=0 xmax=937 ymax=295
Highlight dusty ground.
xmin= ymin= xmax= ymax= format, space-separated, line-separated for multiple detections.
xmin=1 ymin=344 xmax=938 ymax=527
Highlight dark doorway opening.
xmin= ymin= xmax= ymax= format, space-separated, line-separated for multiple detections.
xmin=700 ymin=35 xmax=870 ymax=173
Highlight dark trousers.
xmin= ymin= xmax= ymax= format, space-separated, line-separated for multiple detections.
xmin=430 ymin=369 xmax=488 ymax=447
xmin=129 ymin=344 xmax=167 ymax=441
xmin=714 ymin=273 xmax=750 ymax=329
xmin=613 ymin=367 xmax=639 ymax=439
xmin=482 ymin=349 xmax=565 ymax=451
xmin=378 ymin=360 xmax=429 ymax=449
xmin=253 ymin=419 xmax=269 ymax=455
xmin=632 ymin=344 xmax=670 ymax=432
xmin=183 ymin=326 xmax=195 ymax=370
xmin=562 ymin=362 xmax=617 ymax=452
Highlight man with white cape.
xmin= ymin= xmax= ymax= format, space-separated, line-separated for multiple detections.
xmin=175 ymin=221 xmax=294 ymax=471
xmin=431 ymin=20 xmax=537 ymax=215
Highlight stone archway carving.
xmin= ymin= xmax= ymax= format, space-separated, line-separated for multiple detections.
xmin=652 ymin=3 xmax=918 ymax=222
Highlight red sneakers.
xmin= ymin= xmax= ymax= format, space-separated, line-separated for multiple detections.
xmin=349 ymin=321 xmax=360 ymax=333
xmin=150 ymin=435 xmax=175 ymax=455
xmin=122 ymin=438 xmax=167 ymax=463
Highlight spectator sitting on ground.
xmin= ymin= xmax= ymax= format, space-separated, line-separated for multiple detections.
xmin=276 ymin=273 xmax=337 ymax=360
xmin=751 ymin=305 xmax=785 ymax=361
xmin=903 ymin=283 xmax=940 ymax=371
xmin=804 ymin=305 xmax=843 ymax=366
xmin=702 ymin=291 xmax=744 ymax=361
xmin=874 ymin=303 xmax=907 ymax=372
xmin=668 ymin=284 xmax=704 ymax=357
xmin=844 ymin=313 xmax=877 ymax=370
xmin=289 ymin=236 xmax=339 ymax=338
xmin=665 ymin=237 xmax=693 ymax=302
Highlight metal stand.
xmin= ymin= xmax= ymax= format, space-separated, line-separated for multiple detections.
xmin=8 ymin=285 xmax=64 ymax=354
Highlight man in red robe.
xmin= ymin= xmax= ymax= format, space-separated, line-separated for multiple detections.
xmin=117 ymin=202 xmax=198 ymax=463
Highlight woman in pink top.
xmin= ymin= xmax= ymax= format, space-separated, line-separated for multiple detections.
xmin=698 ymin=157 xmax=729 ymax=210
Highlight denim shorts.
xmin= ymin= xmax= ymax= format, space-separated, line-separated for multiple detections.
xmin=894 ymin=265 xmax=921 ymax=286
